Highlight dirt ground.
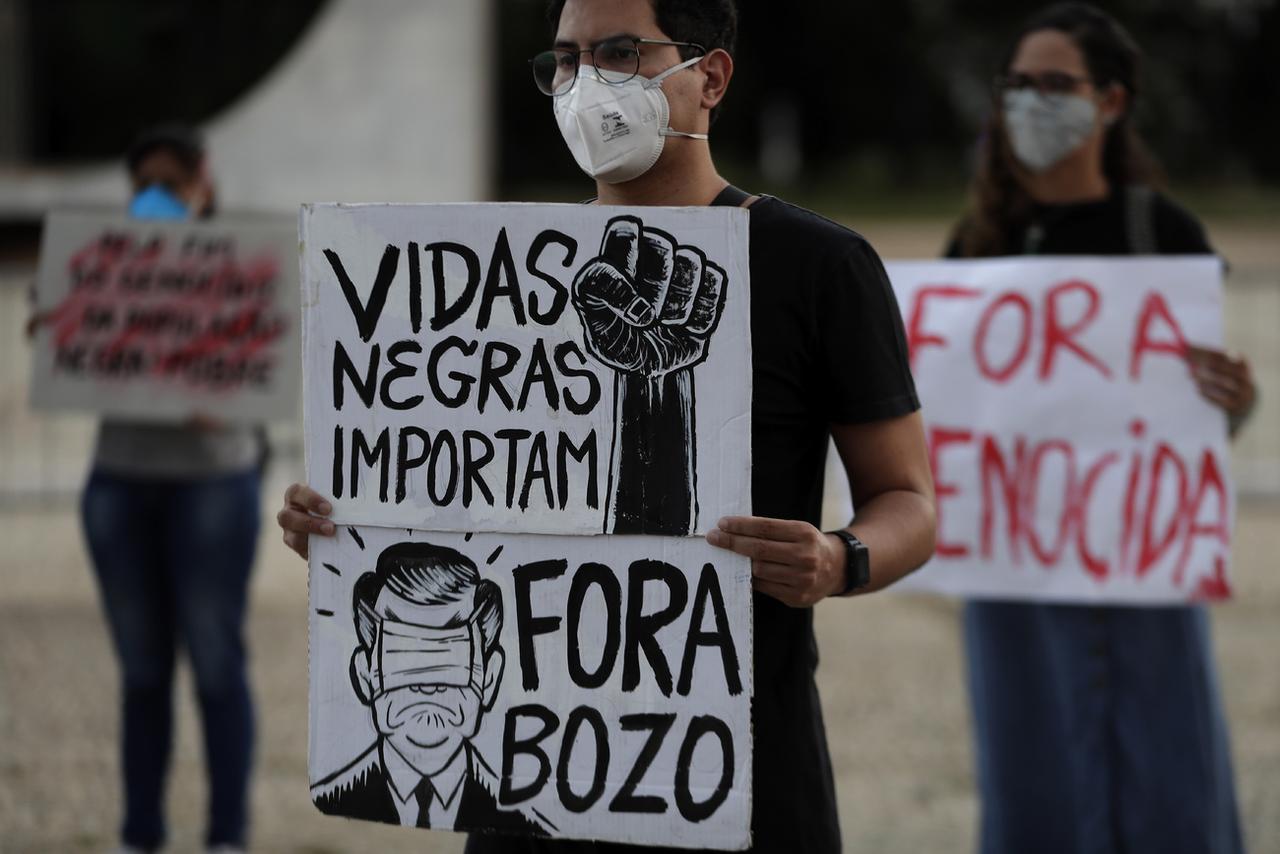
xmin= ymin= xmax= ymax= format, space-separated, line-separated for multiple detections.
xmin=1 ymin=217 xmax=1277 ymax=853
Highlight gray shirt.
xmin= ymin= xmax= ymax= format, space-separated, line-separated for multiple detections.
xmin=92 ymin=419 xmax=261 ymax=479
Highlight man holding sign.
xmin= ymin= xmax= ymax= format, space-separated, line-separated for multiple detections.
xmin=279 ymin=1 xmax=936 ymax=852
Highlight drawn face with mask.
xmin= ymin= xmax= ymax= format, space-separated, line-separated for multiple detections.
xmin=349 ymin=545 xmax=505 ymax=776
xmin=1000 ymin=28 xmax=1125 ymax=174
xmin=544 ymin=0 xmax=714 ymax=184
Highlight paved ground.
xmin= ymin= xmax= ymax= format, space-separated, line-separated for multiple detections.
xmin=1 ymin=498 xmax=1277 ymax=853
xmin=1 ymin=217 xmax=1276 ymax=852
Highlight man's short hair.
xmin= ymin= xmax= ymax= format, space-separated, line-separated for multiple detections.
xmin=545 ymin=0 xmax=738 ymax=122
xmin=351 ymin=542 xmax=502 ymax=656
xmin=125 ymin=123 xmax=205 ymax=178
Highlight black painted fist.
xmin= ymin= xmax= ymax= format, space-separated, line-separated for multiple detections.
xmin=571 ymin=216 xmax=727 ymax=378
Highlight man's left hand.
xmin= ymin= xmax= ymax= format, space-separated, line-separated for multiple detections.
xmin=706 ymin=516 xmax=845 ymax=607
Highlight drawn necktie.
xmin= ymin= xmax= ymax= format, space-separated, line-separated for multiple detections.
xmin=414 ymin=779 xmax=435 ymax=828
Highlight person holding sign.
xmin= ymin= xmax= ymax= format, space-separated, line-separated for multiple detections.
xmin=68 ymin=126 xmax=263 ymax=854
xmin=279 ymin=1 xmax=937 ymax=851
xmin=945 ymin=6 xmax=1251 ymax=853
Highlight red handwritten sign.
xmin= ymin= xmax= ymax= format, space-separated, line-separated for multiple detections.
xmin=832 ymin=256 xmax=1231 ymax=604
xmin=31 ymin=212 xmax=301 ymax=421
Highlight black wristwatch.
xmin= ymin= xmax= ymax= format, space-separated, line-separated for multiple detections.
xmin=828 ymin=530 xmax=870 ymax=595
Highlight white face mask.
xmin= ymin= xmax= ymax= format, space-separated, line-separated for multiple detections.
xmin=553 ymin=54 xmax=708 ymax=184
xmin=1002 ymin=89 xmax=1100 ymax=173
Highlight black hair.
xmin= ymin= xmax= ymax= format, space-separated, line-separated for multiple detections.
xmin=545 ymin=0 xmax=738 ymax=121
xmin=124 ymin=123 xmax=206 ymax=178
xmin=1015 ymin=2 xmax=1140 ymax=93
xmin=352 ymin=542 xmax=502 ymax=655
xmin=952 ymin=2 xmax=1164 ymax=257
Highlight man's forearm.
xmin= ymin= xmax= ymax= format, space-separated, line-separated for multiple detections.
xmin=841 ymin=488 xmax=937 ymax=594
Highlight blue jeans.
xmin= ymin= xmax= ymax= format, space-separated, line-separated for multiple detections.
xmin=82 ymin=469 xmax=260 ymax=850
xmin=965 ymin=601 xmax=1244 ymax=854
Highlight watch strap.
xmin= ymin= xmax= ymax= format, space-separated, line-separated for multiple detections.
xmin=828 ymin=529 xmax=870 ymax=595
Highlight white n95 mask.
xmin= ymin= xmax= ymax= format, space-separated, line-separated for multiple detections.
xmin=1002 ymin=89 xmax=1100 ymax=173
xmin=553 ymin=55 xmax=708 ymax=184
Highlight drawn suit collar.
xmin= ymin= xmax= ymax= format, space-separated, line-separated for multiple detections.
xmin=381 ymin=739 xmax=469 ymax=810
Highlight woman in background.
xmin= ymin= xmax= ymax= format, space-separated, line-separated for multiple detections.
xmin=80 ymin=125 xmax=261 ymax=854
xmin=947 ymin=5 xmax=1254 ymax=853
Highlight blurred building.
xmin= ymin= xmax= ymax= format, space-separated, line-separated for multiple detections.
xmin=0 ymin=0 xmax=494 ymax=231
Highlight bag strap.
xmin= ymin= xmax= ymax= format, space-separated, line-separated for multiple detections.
xmin=1125 ymin=184 xmax=1158 ymax=255
xmin=710 ymin=184 xmax=755 ymax=208
xmin=1023 ymin=222 xmax=1046 ymax=255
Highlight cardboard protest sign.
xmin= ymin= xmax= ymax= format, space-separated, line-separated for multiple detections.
xmin=826 ymin=256 xmax=1232 ymax=604
xmin=30 ymin=211 xmax=301 ymax=421
xmin=300 ymin=203 xmax=752 ymax=536
xmin=303 ymin=203 xmax=755 ymax=847
xmin=308 ymin=525 xmax=753 ymax=850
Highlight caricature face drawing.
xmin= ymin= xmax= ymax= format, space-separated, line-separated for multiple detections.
xmin=348 ymin=543 xmax=505 ymax=776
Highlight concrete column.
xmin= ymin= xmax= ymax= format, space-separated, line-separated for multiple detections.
xmin=0 ymin=0 xmax=28 ymax=165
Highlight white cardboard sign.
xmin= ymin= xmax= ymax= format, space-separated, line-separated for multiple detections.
xmin=309 ymin=525 xmax=753 ymax=850
xmin=303 ymin=204 xmax=755 ymax=848
xmin=30 ymin=211 xmax=301 ymax=421
xmin=301 ymin=203 xmax=752 ymax=537
xmin=828 ymin=256 xmax=1233 ymax=604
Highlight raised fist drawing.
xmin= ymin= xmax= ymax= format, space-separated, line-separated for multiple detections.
xmin=571 ymin=216 xmax=730 ymax=536
xmin=572 ymin=216 xmax=727 ymax=378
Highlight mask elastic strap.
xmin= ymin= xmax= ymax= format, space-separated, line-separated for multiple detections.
xmin=644 ymin=53 xmax=706 ymax=87
xmin=648 ymin=54 xmax=711 ymax=141
xmin=660 ymin=128 xmax=709 ymax=140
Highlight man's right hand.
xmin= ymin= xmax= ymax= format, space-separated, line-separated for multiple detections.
xmin=277 ymin=483 xmax=335 ymax=560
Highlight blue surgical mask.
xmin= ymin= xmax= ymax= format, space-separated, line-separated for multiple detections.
xmin=128 ymin=184 xmax=189 ymax=220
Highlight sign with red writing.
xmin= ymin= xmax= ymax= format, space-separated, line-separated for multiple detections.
xmin=830 ymin=256 xmax=1233 ymax=604
xmin=30 ymin=211 xmax=301 ymax=421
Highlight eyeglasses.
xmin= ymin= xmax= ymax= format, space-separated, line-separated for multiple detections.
xmin=995 ymin=70 xmax=1094 ymax=96
xmin=530 ymin=35 xmax=706 ymax=96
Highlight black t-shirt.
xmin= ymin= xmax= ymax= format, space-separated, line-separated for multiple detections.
xmin=946 ymin=188 xmax=1213 ymax=257
xmin=742 ymin=194 xmax=919 ymax=853
xmin=467 ymin=194 xmax=920 ymax=854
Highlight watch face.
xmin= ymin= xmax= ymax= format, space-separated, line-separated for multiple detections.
xmin=849 ymin=543 xmax=869 ymax=589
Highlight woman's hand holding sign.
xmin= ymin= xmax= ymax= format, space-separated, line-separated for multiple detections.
xmin=1186 ymin=345 xmax=1257 ymax=436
